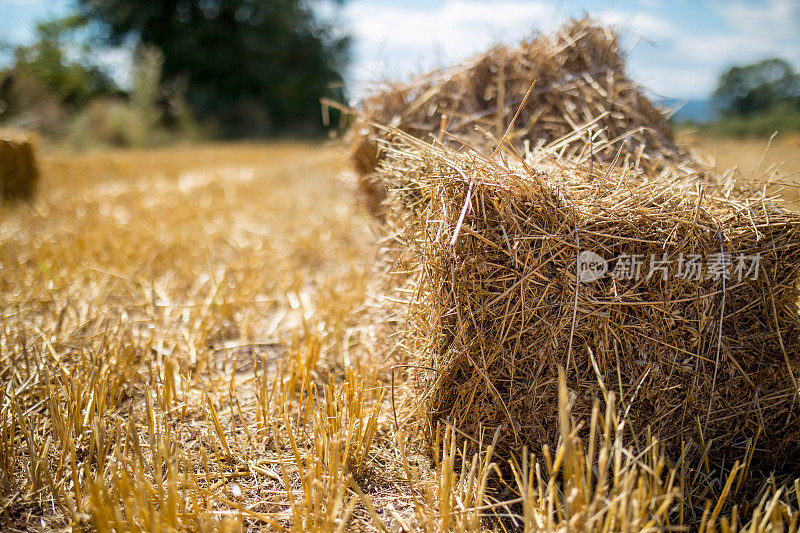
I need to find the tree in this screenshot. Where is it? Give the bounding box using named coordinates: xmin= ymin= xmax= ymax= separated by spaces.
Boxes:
xmin=713 ymin=58 xmax=800 ymax=116
xmin=2 ymin=15 xmax=118 ymax=110
xmin=0 ymin=15 xmax=120 ymax=135
xmin=77 ymin=0 xmax=349 ymax=137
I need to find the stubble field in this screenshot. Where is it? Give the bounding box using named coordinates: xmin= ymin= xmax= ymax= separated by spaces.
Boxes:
xmin=1 ymin=136 xmax=799 ymax=531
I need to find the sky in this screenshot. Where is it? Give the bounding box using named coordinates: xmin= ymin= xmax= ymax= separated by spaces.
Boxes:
xmin=1 ymin=0 xmax=799 ymax=102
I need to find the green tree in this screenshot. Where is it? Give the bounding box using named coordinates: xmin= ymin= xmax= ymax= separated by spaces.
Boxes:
xmin=77 ymin=0 xmax=349 ymax=137
xmin=713 ymin=58 xmax=800 ymax=116
xmin=0 ymin=15 xmax=120 ymax=135
xmin=5 ymin=15 xmax=119 ymax=109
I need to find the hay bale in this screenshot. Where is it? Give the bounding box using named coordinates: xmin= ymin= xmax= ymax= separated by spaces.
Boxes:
xmin=351 ymin=129 xmax=388 ymax=217
xmin=383 ymin=139 xmax=800 ymax=464
xmin=0 ymin=131 xmax=39 ymax=201
xmin=352 ymin=18 xmax=701 ymax=215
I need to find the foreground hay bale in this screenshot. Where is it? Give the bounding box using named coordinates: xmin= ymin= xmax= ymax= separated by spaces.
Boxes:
xmin=0 ymin=131 xmax=39 ymax=201
xmin=383 ymin=139 xmax=800 ymax=464
xmin=352 ymin=18 xmax=700 ymax=215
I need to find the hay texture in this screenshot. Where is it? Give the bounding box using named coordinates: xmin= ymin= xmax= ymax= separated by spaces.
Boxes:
xmin=0 ymin=131 xmax=39 ymax=201
xmin=382 ymin=139 xmax=800 ymax=464
xmin=351 ymin=18 xmax=699 ymax=215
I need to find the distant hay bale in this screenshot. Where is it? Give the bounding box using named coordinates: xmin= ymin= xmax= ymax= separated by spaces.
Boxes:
xmin=382 ymin=138 xmax=800 ymax=465
xmin=351 ymin=18 xmax=701 ymax=216
xmin=0 ymin=131 xmax=39 ymax=201
xmin=351 ymin=133 xmax=386 ymax=217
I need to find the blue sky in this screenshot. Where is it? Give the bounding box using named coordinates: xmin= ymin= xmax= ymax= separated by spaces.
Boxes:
xmin=2 ymin=0 xmax=799 ymax=101
xmin=0 ymin=0 xmax=70 ymax=44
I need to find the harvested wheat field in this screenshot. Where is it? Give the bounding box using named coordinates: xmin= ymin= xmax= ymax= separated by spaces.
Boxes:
xmin=1 ymin=139 xmax=800 ymax=532
xmin=679 ymin=131 xmax=800 ymax=208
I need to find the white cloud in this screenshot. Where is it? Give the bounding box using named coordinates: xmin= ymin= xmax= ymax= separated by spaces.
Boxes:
xmin=716 ymin=0 xmax=799 ymax=42
xmin=597 ymin=10 xmax=675 ymax=40
xmin=630 ymin=64 xmax=719 ymax=99
xmin=343 ymin=0 xmax=800 ymax=100
xmin=673 ymin=33 xmax=797 ymax=67
xmin=345 ymin=0 xmax=563 ymax=92
xmin=343 ymin=0 xmax=690 ymax=99
xmin=652 ymin=0 xmax=800 ymax=95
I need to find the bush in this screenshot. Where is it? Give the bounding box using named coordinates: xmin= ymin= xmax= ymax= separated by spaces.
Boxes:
xmin=1 ymin=73 xmax=68 ymax=137
xmin=699 ymin=105 xmax=800 ymax=137
xmin=67 ymin=45 xmax=199 ymax=148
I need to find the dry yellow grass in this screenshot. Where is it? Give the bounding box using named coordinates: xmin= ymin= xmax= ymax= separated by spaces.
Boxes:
xmin=1 ymin=141 xmax=799 ymax=531
xmin=678 ymin=131 xmax=800 ymax=207
xmin=0 ymin=142 xmax=398 ymax=530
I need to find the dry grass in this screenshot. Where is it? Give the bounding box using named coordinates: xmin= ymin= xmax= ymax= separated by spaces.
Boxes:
xmin=1 ymin=141 xmax=799 ymax=531
xmin=678 ymin=131 xmax=800 ymax=208
xmin=0 ymin=142 xmax=402 ymax=530
xmin=378 ymin=131 xmax=800 ymax=464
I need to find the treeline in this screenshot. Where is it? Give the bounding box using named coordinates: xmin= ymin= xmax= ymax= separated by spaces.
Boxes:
xmin=706 ymin=58 xmax=800 ymax=137
xmin=0 ymin=0 xmax=349 ymax=146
